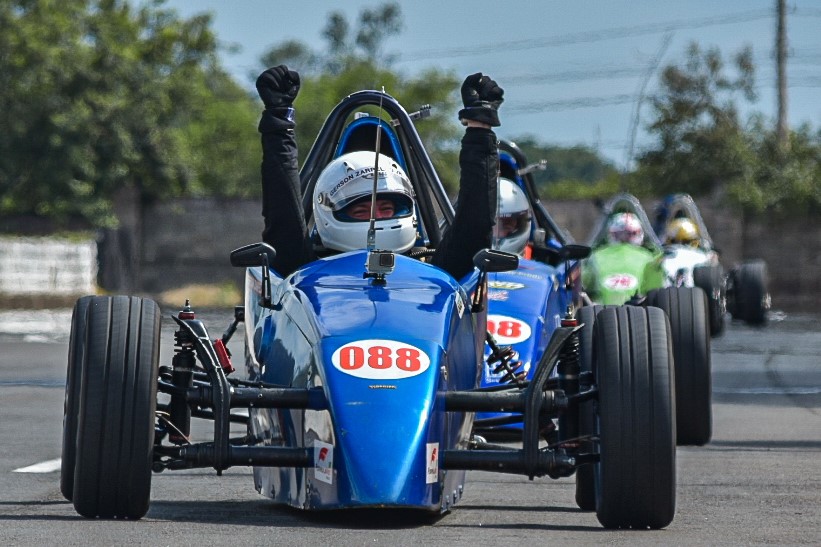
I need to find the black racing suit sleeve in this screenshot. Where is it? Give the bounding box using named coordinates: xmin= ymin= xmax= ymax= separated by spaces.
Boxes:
xmin=259 ymin=122 xmax=316 ymax=277
xmin=431 ymin=127 xmax=498 ymax=279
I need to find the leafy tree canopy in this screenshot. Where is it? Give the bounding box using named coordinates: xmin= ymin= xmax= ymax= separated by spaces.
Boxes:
xmin=506 ymin=135 xmax=619 ymax=189
xmin=258 ymin=3 xmax=462 ymax=191
xmin=635 ymin=42 xmax=756 ymax=197
xmin=0 ymin=0 xmax=260 ymax=228
xmin=634 ymin=41 xmax=821 ymax=216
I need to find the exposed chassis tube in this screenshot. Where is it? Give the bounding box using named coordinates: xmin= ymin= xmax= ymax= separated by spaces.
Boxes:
xmin=156 ymin=324 xmax=586 ymax=480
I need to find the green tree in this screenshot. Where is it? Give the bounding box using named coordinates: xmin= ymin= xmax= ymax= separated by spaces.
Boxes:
xmin=0 ymin=0 xmax=259 ymax=228
xmin=257 ymin=3 xmax=461 ymax=192
xmin=636 ymin=41 xmax=821 ymax=216
xmin=725 ymin=118 xmax=821 ymax=216
xmin=636 ymin=42 xmax=756 ymax=196
xmin=508 ymin=136 xmax=618 ymax=186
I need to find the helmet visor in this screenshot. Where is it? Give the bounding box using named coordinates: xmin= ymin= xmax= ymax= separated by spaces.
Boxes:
xmin=334 ymin=194 xmax=414 ymax=222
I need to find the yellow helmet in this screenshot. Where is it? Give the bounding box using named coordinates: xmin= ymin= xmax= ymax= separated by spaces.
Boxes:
xmin=665 ymin=218 xmax=699 ymax=246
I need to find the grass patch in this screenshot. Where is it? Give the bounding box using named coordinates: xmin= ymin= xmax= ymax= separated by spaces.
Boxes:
xmin=158 ymin=282 xmax=242 ymax=309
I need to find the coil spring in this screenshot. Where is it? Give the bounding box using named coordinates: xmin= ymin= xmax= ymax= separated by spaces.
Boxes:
xmin=558 ymin=330 xmax=580 ymax=374
xmin=486 ymin=333 xmax=527 ymax=387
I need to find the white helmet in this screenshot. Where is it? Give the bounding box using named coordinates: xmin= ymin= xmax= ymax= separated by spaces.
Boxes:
xmin=608 ymin=212 xmax=644 ymax=245
xmin=313 ymin=151 xmax=417 ymax=253
xmin=493 ymin=178 xmax=531 ymax=256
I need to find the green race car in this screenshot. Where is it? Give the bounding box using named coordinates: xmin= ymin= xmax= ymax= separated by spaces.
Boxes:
xmin=581 ymin=193 xmax=713 ymax=447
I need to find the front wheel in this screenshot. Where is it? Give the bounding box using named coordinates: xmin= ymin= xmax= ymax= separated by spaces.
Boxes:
xmin=594 ymin=306 xmax=676 ymax=529
xmin=693 ymin=265 xmax=726 ymax=337
xmin=72 ymin=296 xmax=161 ymax=520
xmin=733 ymin=261 xmax=770 ymax=326
xmin=574 ymin=305 xmax=604 ymax=511
xmin=60 ymin=296 xmax=94 ymax=501
xmin=646 ymin=287 xmax=712 ymax=446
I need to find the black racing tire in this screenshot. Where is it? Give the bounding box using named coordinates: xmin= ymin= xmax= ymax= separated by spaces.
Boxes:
xmin=574 ymin=305 xmax=604 ymax=511
xmin=693 ymin=264 xmax=725 ymax=337
xmin=646 ymin=287 xmax=712 ymax=446
xmin=60 ymin=296 xmax=94 ymax=501
xmin=736 ymin=261 xmax=770 ymax=326
xmin=594 ymin=306 xmax=676 ymax=529
xmin=72 ymin=296 xmax=161 ymax=520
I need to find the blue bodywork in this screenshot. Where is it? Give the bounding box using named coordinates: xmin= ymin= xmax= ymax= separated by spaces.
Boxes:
xmin=482 ymin=259 xmax=571 ymax=384
xmin=477 ymin=143 xmax=581 ymax=429
xmin=240 ymin=103 xmax=484 ymax=511
xmin=243 ymin=252 xmax=482 ymax=511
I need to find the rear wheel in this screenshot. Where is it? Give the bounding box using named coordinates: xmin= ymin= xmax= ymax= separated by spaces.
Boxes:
xmin=693 ymin=265 xmax=725 ymax=337
xmin=60 ymin=296 xmax=94 ymax=501
xmin=735 ymin=261 xmax=770 ymax=325
xmin=574 ymin=305 xmax=604 ymax=511
xmin=646 ymin=287 xmax=712 ymax=446
xmin=594 ymin=306 xmax=676 ymax=529
xmin=72 ymin=296 xmax=161 ymax=520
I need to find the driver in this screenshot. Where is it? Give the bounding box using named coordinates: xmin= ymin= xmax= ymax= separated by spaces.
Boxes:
xmin=664 ymin=217 xmax=700 ymax=247
xmin=255 ymin=65 xmax=505 ymax=280
xmin=493 ymin=177 xmax=532 ymax=256
xmin=607 ymin=212 xmax=644 ymax=246
xmin=312 ymin=150 xmax=417 ymax=254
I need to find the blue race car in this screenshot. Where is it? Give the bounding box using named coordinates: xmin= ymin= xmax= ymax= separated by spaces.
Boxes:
xmin=60 ymin=91 xmax=676 ymax=529
xmin=476 ymin=140 xmax=586 ymax=432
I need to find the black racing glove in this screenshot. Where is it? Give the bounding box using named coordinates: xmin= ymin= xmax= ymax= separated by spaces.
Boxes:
xmin=256 ymin=65 xmax=300 ymax=132
xmin=458 ymin=72 xmax=504 ymax=127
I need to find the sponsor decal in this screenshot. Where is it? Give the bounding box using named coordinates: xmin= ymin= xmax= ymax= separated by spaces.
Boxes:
xmin=511 ymin=271 xmax=542 ymax=280
xmin=488 ymin=280 xmax=525 ymax=290
xmin=328 ymin=166 xmax=385 ymax=197
xmin=487 ymin=314 xmax=532 ymax=345
xmin=487 ymin=290 xmax=509 ymax=302
xmin=455 ymin=291 xmax=465 ymax=318
xmin=332 ymin=340 xmax=431 ymax=379
xmin=314 ymin=440 xmax=334 ymax=485
xmin=603 ymin=273 xmax=638 ymax=291
xmin=426 ymin=443 xmax=439 ymax=484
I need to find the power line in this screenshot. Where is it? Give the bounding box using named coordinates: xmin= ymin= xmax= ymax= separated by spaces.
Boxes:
xmin=506 ymin=94 xmax=636 ymax=113
xmin=502 ymin=67 xmax=647 ymax=85
xmin=503 ymin=79 xmax=821 ymax=116
xmin=398 ymin=9 xmax=775 ymax=62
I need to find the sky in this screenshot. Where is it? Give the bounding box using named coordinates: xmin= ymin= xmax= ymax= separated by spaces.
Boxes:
xmin=156 ymin=0 xmax=820 ymax=167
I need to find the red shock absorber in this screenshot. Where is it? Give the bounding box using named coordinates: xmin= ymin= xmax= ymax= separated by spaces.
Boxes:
xmin=212 ymin=338 xmax=235 ymax=374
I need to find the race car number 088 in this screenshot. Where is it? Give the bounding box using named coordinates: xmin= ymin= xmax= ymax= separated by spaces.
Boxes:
xmin=332 ymin=340 xmax=431 ymax=379
xmin=487 ymin=314 xmax=532 ymax=345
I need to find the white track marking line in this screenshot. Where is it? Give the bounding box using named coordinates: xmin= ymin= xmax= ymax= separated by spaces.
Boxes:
xmin=13 ymin=458 xmax=62 ymax=473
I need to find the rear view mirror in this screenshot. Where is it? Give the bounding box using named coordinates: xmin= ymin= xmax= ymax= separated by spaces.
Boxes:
xmin=473 ymin=248 xmax=519 ymax=273
xmin=560 ymin=244 xmax=591 ymax=260
xmin=230 ymin=243 xmax=277 ymax=309
xmin=230 ymin=243 xmax=276 ymax=267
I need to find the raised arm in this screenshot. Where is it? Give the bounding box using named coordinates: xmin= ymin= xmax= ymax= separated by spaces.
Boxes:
xmin=432 ymin=73 xmax=504 ymax=279
xmin=256 ymin=65 xmax=315 ymax=276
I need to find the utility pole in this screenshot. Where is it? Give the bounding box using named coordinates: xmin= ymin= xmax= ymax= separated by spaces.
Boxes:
xmin=776 ymin=0 xmax=788 ymax=151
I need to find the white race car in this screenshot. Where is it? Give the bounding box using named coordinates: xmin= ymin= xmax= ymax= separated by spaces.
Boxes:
xmin=654 ymin=194 xmax=771 ymax=336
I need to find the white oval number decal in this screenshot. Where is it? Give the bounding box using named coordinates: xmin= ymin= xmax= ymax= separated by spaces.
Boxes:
xmin=603 ymin=273 xmax=638 ymax=290
xmin=331 ymin=340 xmax=431 ymax=379
xmin=487 ymin=315 xmax=532 ymax=345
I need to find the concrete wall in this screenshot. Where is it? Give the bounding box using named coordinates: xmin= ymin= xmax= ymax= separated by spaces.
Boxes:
xmin=139 ymin=198 xmax=264 ymax=294
xmin=532 ymin=198 xmax=812 ymax=312
xmin=133 ymin=196 xmax=815 ymax=312
xmin=0 ymin=236 xmax=97 ymax=307
xmin=1 ymin=196 xmax=814 ymax=312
